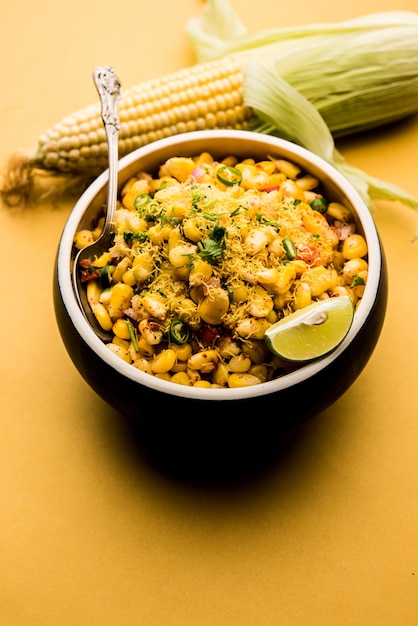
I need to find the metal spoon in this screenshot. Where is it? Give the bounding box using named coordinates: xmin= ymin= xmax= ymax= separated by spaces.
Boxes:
xmin=72 ymin=66 xmax=121 ymax=341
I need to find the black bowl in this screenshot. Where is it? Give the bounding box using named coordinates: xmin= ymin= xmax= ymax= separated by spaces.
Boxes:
xmin=54 ymin=130 xmax=387 ymax=451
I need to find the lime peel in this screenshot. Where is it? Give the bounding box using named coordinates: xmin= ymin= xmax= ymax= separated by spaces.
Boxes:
xmin=264 ymin=296 xmax=354 ymax=362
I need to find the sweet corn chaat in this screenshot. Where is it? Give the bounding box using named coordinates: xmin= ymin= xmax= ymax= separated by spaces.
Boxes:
xmin=73 ymin=151 xmax=368 ymax=388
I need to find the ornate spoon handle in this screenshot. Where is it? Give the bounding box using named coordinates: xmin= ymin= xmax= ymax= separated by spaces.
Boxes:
xmin=93 ymin=65 xmax=121 ymax=131
xmin=93 ymin=66 xmax=121 ymax=237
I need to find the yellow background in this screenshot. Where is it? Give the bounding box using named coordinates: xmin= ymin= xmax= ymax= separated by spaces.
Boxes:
xmin=1 ymin=0 xmax=418 ymax=624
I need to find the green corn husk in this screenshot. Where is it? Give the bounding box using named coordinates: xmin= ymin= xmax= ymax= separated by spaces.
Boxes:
xmin=188 ymin=1 xmax=418 ymax=139
xmin=187 ymin=0 xmax=418 ymax=237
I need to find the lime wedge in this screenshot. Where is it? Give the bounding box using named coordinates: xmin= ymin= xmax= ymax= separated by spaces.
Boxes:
xmin=264 ymin=296 xmax=354 ymax=362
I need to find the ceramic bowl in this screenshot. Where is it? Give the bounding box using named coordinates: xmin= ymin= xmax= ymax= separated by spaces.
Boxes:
xmin=54 ymin=130 xmax=387 ymax=443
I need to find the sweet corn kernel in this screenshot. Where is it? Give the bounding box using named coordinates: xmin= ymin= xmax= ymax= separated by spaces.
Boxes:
xmin=86 ymin=280 xmax=102 ymax=307
xmin=188 ymin=349 xmax=219 ymax=372
xmin=342 ymin=234 xmax=368 ymax=259
xmin=198 ymin=289 xmax=230 ymax=325
xmin=109 ymin=283 xmax=134 ymax=319
xmin=151 ymin=349 xmax=177 ymax=374
xmin=235 ymin=317 xmax=271 ymax=340
xmin=73 ymin=229 xmax=94 ymax=250
xmin=170 ymin=371 xmax=191 ymax=386
xmin=171 ymin=343 xmax=193 ymax=361
xmin=168 ymin=243 xmax=197 ymax=267
xmin=193 ymin=380 xmax=212 ymax=388
xmin=228 ymin=373 xmax=261 ymax=388
xmin=342 ymin=258 xmax=369 ymax=284
xmin=228 ymin=354 xmax=252 ymax=373
xmin=91 ymin=303 xmax=112 ymax=331
xmin=112 ymin=318 xmax=131 ymax=340
xmin=248 ymin=364 xmax=269 ymax=383
xmin=106 ymin=342 xmax=131 ymax=363
xmin=211 ymin=362 xmax=230 ymax=386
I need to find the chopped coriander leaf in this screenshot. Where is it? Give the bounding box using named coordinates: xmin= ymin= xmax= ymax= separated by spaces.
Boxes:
xmin=197 ymin=222 xmax=227 ymax=265
xmin=210 ymin=223 xmax=228 ymax=243
xmin=197 ymin=238 xmax=225 ymax=265
xmin=350 ymin=274 xmax=365 ymax=288
xmin=123 ymin=229 xmax=134 ymax=244
xmin=134 ymin=195 xmax=161 ymax=221
xmin=255 ymin=213 xmax=280 ymax=229
xmin=123 ymin=230 xmax=148 ymax=244
xmin=99 ymin=263 xmax=111 ymax=288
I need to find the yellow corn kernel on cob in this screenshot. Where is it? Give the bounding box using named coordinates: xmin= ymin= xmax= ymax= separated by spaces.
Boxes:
xmin=38 ymin=57 xmax=254 ymax=175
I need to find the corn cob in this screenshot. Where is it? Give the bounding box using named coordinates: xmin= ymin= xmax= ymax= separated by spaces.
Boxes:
xmin=37 ymin=57 xmax=254 ymax=176
xmin=0 ymin=56 xmax=257 ymax=206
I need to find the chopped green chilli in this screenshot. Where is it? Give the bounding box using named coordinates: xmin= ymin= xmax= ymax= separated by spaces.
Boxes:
xmin=169 ymin=320 xmax=191 ymax=345
xmin=310 ymin=197 xmax=329 ymax=214
xmin=216 ymin=165 xmax=242 ymax=186
xmin=282 ymin=238 xmax=297 ymax=260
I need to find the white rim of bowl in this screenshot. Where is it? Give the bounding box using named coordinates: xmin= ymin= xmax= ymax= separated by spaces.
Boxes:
xmin=57 ymin=130 xmax=383 ymax=401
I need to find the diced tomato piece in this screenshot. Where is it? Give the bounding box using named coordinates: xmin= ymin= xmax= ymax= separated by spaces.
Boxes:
xmin=297 ymin=243 xmax=320 ymax=266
